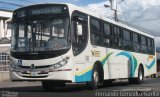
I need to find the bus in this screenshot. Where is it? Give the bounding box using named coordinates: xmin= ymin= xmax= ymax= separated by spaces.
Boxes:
xmin=10 ymin=3 xmax=156 ymax=90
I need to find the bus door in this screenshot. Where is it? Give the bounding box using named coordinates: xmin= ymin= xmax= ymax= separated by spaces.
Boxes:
xmin=72 ymin=11 xmax=89 ymax=82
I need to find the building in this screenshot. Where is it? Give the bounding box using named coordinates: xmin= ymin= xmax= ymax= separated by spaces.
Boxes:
xmin=0 ymin=9 xmax=12 ymax=71
xmin=156 ymin=49 xmax=160 ymax=77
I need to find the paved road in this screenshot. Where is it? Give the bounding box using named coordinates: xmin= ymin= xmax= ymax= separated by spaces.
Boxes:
xmin=0 ymin=78 xmax=160 ymax=97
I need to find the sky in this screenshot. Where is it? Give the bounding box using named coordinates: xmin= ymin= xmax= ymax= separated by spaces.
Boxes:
xmin=0 ymin=0 xmax=105 ymax=8
xmin=0 ymin=0 xmax=160 ymax=47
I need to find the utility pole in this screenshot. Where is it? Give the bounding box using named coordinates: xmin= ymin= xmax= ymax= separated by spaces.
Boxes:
xmin=104 ymin=0 xmax=124 ymax=21
xmin=115 ymin=8 xmax=117 ymax=21
xmin=110 ymin=0 xmax=117 ymax=21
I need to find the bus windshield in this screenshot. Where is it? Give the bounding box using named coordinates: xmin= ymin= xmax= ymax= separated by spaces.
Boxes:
xmin=11 ymin=17 xmax=70 ymax=52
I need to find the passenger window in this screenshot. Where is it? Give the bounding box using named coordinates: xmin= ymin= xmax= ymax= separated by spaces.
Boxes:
xmin=112 ymin=27 xmax=120 ymax=48
xmin=122 ymin=30 xmax=131 ymax=50
xmin=104 ymin=23 xmax=110 ymax=35
xmin=140 ymin=36 xmax=147 ymax=53
xmin=132 ymin=33 xmax=140 ymax=52
xmin=91 ymin=19 xmax=100 ymax=32
xmin=123 ymin=30 xmax=130 ymax=40
xmin=113 ymin=27 xmax=117 ymax=36
xmin=141 ymin=36 xmax=146 ymax=45
xmin=90 ymin=17 xmax=102 ymax=46
xmin=148 ymin=38 xmax=152 ymax=54
xmin=151 ymin=39 xmax=155 ymax=54
xmin=103 ymin=23 xmax=112 ymax=47
xmin=133 ymin=33 xmax=138 ymax=43
xmin=113 ymin=27 xmax=120 ymax=37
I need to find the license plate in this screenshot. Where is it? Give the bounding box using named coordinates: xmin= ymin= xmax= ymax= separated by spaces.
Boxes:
xmin=30 ymin=72 xmax=38 ymax=76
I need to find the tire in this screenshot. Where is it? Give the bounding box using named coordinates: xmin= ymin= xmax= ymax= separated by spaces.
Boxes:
xmin=136 ymin=66 xmax=144 ymax=84
xmin=129 ymin=66 xmax=144 ymax=84
xmin=42 ymin=81 xmax=55 ymax=91
xmin=86 ymin=67 xmax=100 ymax=90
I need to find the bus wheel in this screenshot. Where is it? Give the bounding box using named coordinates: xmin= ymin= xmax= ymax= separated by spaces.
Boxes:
xmin=136 ymin=66 xmax=144 ymax=84
xmin=129 ymin=66 xmax=144 ymax=84
xmin=42 ymin=81 xmax=55 ymax=91
xmin=86 ymin=67 xmax=100 ymax=90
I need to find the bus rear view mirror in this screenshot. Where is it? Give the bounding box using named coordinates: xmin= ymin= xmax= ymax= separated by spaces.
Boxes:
xmin=77 ymin=23 xmax=82 ymax=36
xmin=4 ymin=19 xmax=12 ymax=40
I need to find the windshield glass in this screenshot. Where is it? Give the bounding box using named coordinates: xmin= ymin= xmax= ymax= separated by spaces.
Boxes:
xmin=11 ymin=18 xmax=70 ymax=52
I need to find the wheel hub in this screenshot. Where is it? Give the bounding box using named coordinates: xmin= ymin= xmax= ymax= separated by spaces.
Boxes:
xmin=139 ymin=70 xmax=143 ymax=81
xmin=93 ymin=71 xmax=99 ymax=85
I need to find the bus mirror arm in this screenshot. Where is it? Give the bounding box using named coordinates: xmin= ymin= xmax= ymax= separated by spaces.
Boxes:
xmin=4 ymin=19 xmax=12 ymax=40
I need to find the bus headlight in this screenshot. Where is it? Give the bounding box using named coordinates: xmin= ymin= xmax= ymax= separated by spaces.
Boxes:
xmin=11 ymin=64 xmax=20 ymax=70
xmin=50 ymin=57 xmax=70 ymax=70
xmin=10 ymin=59 xmax=20 ymax=70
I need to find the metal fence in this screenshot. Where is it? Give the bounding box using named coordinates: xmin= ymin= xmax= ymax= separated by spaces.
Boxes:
xmin=0 ymin=52 xmax=10 ymax=72
xmin=0 ymin=60 xmax=9 ymax=72
xmin=0 ymin=64 xmax=9 ymax=72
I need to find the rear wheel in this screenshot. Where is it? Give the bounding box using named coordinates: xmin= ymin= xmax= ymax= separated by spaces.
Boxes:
xmin=42 ymin=81 xmax=55 ymax=91
xmin=129 ymin=66 xmax=144 ymax=84
xmin=136 ymin=66 xmax=144 ymax=84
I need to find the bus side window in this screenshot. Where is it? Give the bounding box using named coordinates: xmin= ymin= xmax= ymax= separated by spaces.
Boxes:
xmin=103 ymin=23 xmax=112 ymax=47
xmin=132 ymin=33 xmax=140 ymax=52
xmin=140 ymin=36 xmax=148 ymax=53
xmin=112 ymin=26 xmax=122 ymax=48
xmin=147 ymin=38 xmax=152 ymax=54
xmin=122 ymin=30 xmax=131 ymax=50
xmin=151 ymin=39 xmax=155 ymax=55
xmin=90 ymin=17 xmax=102 ymax=46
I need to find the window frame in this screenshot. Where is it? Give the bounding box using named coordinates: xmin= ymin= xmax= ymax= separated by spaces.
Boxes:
xmin=71 ymin=10 xmax=89 ymax=56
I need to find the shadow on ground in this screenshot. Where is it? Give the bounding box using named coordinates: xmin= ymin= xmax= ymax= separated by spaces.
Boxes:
xmin=0 ymin=80 xmax=141 ymax=92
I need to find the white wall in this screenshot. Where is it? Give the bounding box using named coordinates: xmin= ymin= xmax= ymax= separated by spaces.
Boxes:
xmin=0 ymin=10 xmax=13 ymax=40
xmin=0 ymin=10 xmax=12 ymax=18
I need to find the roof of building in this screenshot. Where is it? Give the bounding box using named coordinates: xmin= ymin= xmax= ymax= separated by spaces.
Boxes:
xmin=0 ymin=9 xmax=13 ymax=18
xmin=0 ymin=46 xmax=10 ymax=53
xmin=0 ymin=38 xmax=11 ymax=44
xmin=0 ymin=9 xmax=13 ymax=12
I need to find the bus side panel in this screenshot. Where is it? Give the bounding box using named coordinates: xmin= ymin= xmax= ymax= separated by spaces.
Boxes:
xmin=129 ymin=53 xmax=156 ymax=78
xmin=74 ymin=46 xmax=107 ymax=82
xmin=143 ymin=54 xmax=156 ymax=77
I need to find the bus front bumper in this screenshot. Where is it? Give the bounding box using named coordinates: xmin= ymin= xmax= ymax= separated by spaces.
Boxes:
xmin=10 ymin=69 xmax=73 ymax=82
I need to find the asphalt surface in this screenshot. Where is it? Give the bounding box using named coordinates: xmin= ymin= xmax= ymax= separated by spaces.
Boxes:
xmin=0 ymin=78 xmax=160 ymax=97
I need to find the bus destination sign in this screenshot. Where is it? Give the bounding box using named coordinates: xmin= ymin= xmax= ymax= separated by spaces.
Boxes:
xmin=31 ymin=7 xmax=63 ymax=15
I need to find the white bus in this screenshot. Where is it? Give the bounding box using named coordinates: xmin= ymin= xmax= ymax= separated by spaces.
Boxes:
xmin=10 ymin=3 xmax=156 ymax=90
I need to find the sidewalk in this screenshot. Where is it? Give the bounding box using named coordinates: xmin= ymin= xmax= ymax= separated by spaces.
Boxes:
xmin=0 ymin=81 xmax=41 ymax=88
xmin=0 ymin=71 xmax=10 ymax=82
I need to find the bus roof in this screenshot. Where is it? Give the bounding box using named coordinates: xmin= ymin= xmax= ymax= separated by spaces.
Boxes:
xmin=14 ymin=3 xmax=155 ymax=39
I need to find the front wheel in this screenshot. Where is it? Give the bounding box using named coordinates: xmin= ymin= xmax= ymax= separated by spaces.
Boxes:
xmin=86 ymin=68 xmax=100 ymax=90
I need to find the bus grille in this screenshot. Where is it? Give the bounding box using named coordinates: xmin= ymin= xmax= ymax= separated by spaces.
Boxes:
xmin=19 ymin=65 xmax=51 ymax=69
